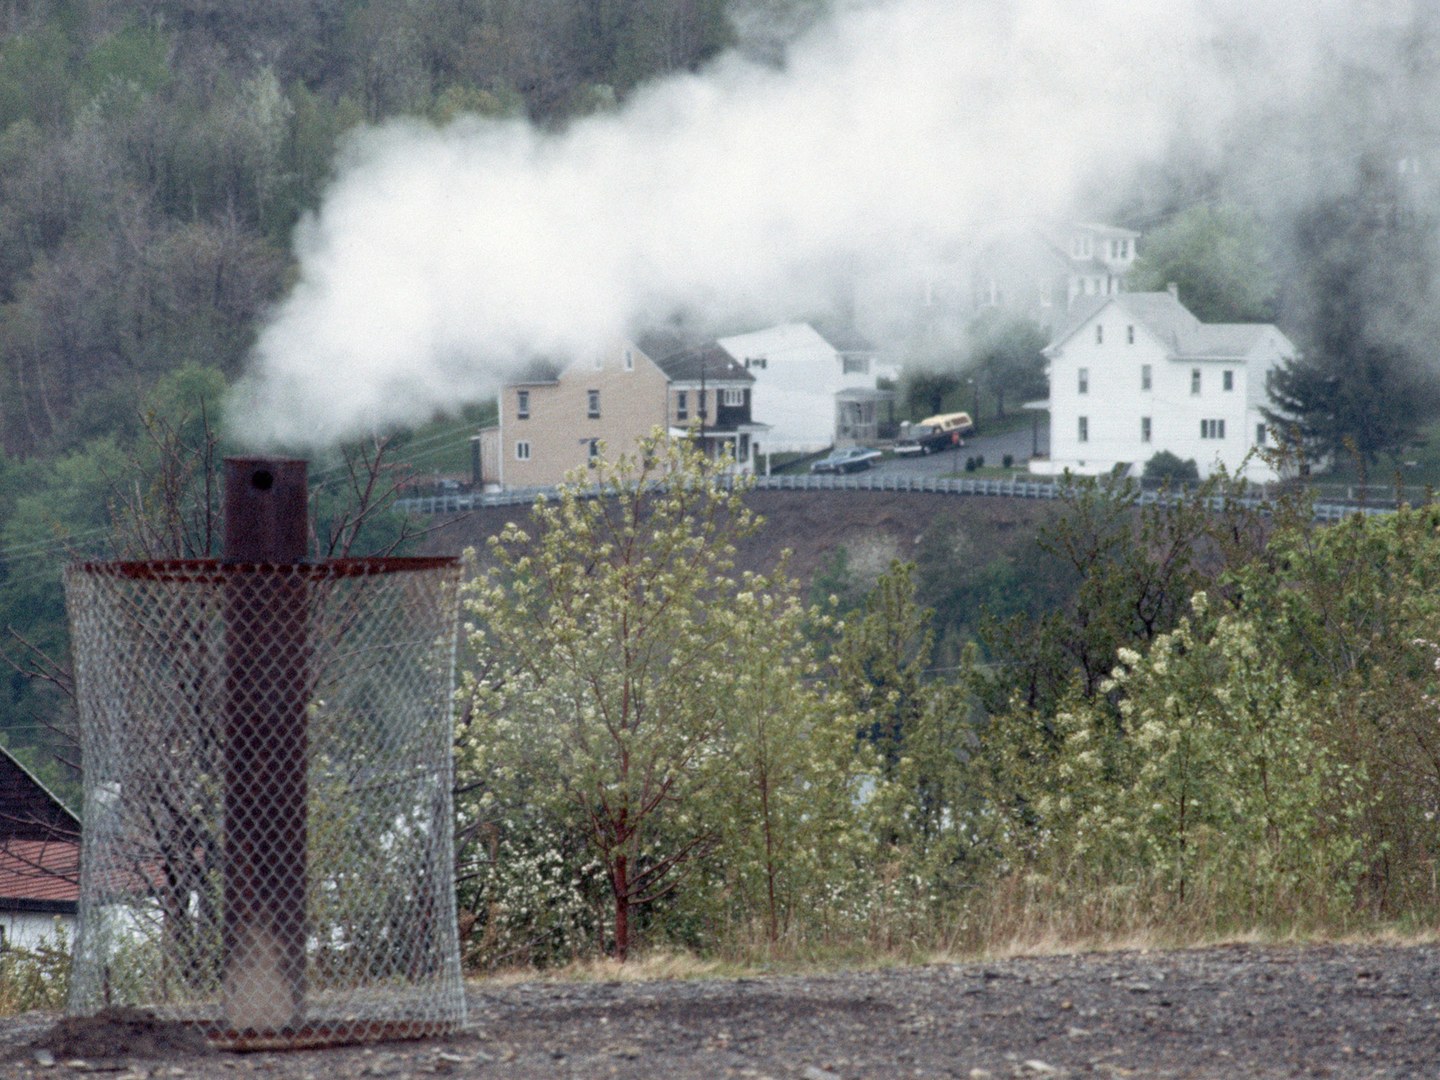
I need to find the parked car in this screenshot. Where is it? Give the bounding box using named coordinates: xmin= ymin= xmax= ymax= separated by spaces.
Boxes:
xmin=810 ymin=446 xmax=883 ymax=474
xmin=893 ymin=411 xmax=974 ymax=455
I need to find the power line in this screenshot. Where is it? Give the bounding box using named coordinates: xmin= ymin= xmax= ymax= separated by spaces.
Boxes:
xmin=0 ymin=418 xmax=489 ymax=588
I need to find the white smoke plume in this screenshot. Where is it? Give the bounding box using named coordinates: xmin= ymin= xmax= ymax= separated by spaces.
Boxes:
xmin=233 ymin=0 xmax=1420 ymax=449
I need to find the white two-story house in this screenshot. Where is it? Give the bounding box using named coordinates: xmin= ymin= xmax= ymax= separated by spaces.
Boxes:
xmin=1031 ymin=289 xmax=1297 ymax=482
xmin=715 ymin=322 xmax=899 ymax=454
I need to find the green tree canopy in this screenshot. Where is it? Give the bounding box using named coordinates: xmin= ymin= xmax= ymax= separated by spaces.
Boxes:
xmin=903 ymin=370 xmax=961 ymax=418
xmin=1129 ymin=204 xmax=1278 ymax=322
xmin=964 ymin=311 xmax=1047 ymax=418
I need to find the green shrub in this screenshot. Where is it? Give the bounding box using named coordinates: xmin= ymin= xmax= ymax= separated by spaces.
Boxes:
xmin=1142 ymin=451 xmax=1199 ymax=484
xmin=0 ymin=921 xmax=71 ymax=1014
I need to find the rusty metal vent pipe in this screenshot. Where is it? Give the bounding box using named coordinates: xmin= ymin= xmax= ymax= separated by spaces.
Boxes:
xmin=64 ymin=458 xmax=466 ymax=1049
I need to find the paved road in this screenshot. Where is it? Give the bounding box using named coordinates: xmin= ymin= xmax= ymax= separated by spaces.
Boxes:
xmin=866 ymin=419 xmax=1047 ymax=477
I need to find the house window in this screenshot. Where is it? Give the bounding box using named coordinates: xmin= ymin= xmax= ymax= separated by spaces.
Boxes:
xmin=516 ymin=389 xmax=530 ymax=419
xmin=676 ymin=390 xmax=688 ymax=421
xmin=587 ymin=439 xmax=600 ymax=464
xmin=624 ymin=349 xmax=634 ymax=371
xmin=1256 ymin=422 xmax=1267 ymax=446
xmin=722 ymin=388 xmax=744 ymax=407
xmin=842 ymin=356 xmax=870 ymax=375
xmin=1127 ymin=325 xmax=1135 ymax=345
xmin=1201 ymin=419 xmax=1226 ymax=439
xmin=1191 ymin=368 xmax=1201 ymax=395
xmin=1141 ymin=416 xmax=1152 ymax=443
xmin=1141 ymin=364 xmax=1152 ymax=391
xmin=1223 ymin=369 xmax=1234 ymax=391
xmin=1095 ymin=324 xmax=1104 ymax=345
xmin=1120 ymin=239 xmax=1129 ymax=258
xmin=739 ymin=434 xmax=750 ymax=459
xmin=1078 ymin=416 xmax=1089 ymax=443
xmin=745 ymin=356 xmax=767 ymax=370
xmin=1078 ymin=367 xmax=1089 ymax=394
xmin=587 ymin=390 xmax=600 ymax=419
xmin=516 ymin=441 xmax=531 ymax=461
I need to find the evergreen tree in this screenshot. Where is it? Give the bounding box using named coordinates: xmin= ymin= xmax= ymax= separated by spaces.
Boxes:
xmin=1265 ymin=163 xmax=1440 ymax=479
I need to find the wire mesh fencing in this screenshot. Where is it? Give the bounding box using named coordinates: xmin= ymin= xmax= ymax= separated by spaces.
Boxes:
xmin=63 ymin=557 xmax=466 ymax=1049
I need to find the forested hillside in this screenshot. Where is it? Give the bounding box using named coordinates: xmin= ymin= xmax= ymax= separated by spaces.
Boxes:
xmin=0 ymin=0 xmax=773 ymax=458
xmin=0 ymin=0 xmax=813 ymax=788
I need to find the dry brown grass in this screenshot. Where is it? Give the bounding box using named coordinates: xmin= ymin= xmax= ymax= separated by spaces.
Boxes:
xmin=463 ymin=875 xmax=1440 ymax=987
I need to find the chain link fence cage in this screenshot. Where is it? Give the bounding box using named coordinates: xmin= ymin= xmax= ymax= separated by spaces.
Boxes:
xmin=63 ymin=556 xmax=466 ymax=1049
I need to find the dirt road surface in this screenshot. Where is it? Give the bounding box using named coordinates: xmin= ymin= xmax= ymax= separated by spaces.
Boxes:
xmin=4 ymin=942 xmax=1438 ymax=1078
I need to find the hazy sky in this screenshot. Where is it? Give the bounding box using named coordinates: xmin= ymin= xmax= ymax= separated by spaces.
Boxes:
xmin=233 ymin=0 xmax=1426 ymax=449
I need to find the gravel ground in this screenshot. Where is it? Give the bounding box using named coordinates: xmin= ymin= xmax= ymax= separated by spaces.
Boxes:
xmin=3 ymin=942 xmax=1438 ymax=1079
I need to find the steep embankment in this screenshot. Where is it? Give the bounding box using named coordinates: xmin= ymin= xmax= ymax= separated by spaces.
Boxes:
xmin=421 ymin=489 xmax=1056 ymax=588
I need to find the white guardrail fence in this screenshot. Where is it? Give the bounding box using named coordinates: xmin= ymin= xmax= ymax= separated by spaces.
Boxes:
xmin=396 ymin=473 xmax=1393 ymax=523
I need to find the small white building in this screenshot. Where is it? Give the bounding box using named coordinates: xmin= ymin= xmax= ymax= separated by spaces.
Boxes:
xmin=716 ymin=323 xmax=899 ymax=454
xmin=0 ymin=747 xmax=79 ymax=952
xmin=0 ymin=839 xmax=78 ymax=950
xmin=1031 ymin=290 xmax=1297 ymax=482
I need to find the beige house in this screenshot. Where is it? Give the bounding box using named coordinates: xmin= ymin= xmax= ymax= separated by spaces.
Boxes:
xmin=479 ymin=332 xmax=767 ymax=489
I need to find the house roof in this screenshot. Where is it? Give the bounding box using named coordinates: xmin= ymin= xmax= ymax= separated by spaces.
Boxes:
xmin=508 ymin=358 xmax=563 ymax=385
xmin=810 ymin=321 xmax=878 ymax=354
xmin=1185 ymin=324 xmax=1273 ymax=358
xmin=634 ymin=326 xmax=711 ymax=364
xmin=835 ymin=387 xmax=896 ymax=402
xmin=638 ymin=329 xmax=753 ymax=385
xmin=656 ymin=344 xmax=752 ymax=384
xmin=0 ymin=745 xmax=79 ymax=844
xmin=716 ymin=322 xmax=829 ymax=363
xmin=0 ymin=838 xmax=78 ymax=908
xmin=1073 ymin=222 xmax=1141 ymax=240
xmin=1068 ymin=257 xmax=1120 ymax=275
xmin=1048 ymin=292 xmax=1286 ymax=361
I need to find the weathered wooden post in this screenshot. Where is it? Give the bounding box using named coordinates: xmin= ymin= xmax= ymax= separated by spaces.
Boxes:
xmin=221 ymin=458 xmax=310 ymax=1032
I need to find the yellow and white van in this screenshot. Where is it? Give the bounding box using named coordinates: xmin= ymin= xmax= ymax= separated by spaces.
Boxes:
xmin=894 ymin=412 xmax=974 ymax=455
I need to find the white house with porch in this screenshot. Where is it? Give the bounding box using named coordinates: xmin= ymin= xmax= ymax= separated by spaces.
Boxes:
xmin=716 ymin=323 xmax=899 ymax=454
xmin=1031 ymin=290 xmax=1297 ymax=482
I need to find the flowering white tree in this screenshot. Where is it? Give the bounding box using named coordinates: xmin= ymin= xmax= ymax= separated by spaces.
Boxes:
xmin=1023 ymin=595 xmax=1366 ymax=917
xmin=458 ymin=432 xmax=814 ymax=960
